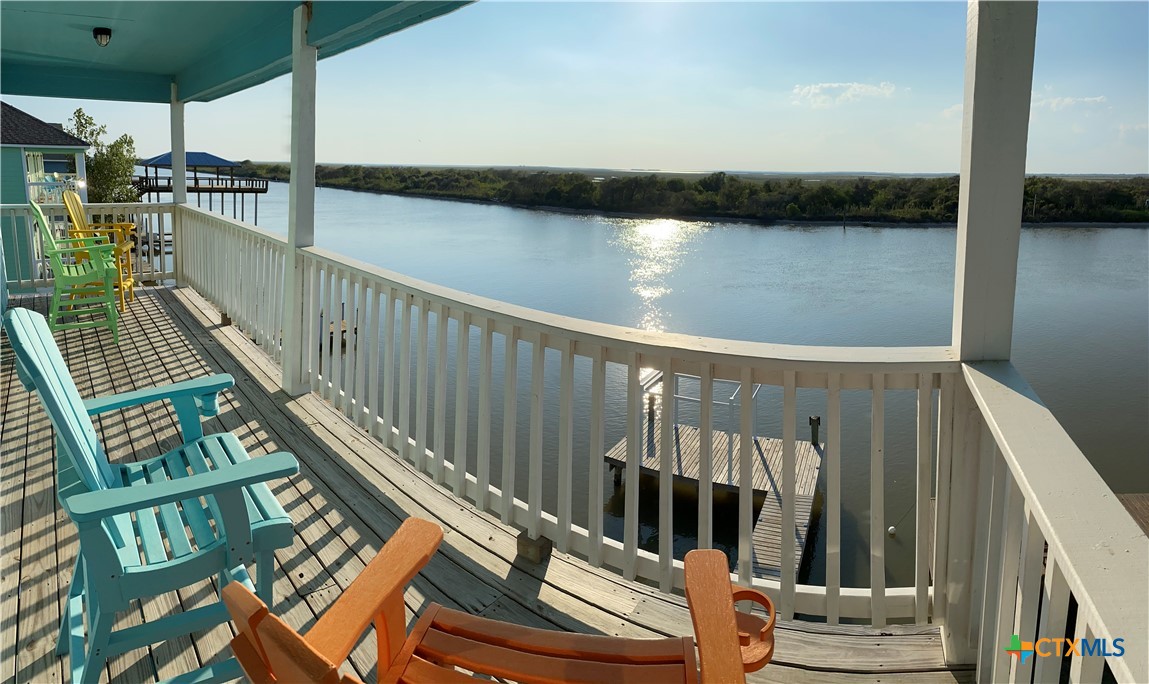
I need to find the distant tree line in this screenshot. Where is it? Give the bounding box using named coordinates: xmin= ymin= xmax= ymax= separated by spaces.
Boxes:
xmin=235 ymin=162 xmax=1149 ymax=224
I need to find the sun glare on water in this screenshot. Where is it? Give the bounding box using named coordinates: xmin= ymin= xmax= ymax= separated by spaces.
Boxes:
xmin=611 ymin=218 xmax=704 ymax=332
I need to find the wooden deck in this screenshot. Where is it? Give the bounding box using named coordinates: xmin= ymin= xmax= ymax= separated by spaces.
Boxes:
xmin=0 ymin=286 xmax=972 ymax=683
xmin=1117 ymin=493 xmax=1149 ymax=536
xmin=604 ymin=417 xmax=821 ymax=579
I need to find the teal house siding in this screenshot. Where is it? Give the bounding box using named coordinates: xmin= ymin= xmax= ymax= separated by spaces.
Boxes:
xmin=1 ymin=146 xmax=31 ymax=292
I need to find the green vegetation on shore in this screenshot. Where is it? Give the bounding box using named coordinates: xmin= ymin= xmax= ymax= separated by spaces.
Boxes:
xmin=235 ymin=162 xmax=1149 ymax=224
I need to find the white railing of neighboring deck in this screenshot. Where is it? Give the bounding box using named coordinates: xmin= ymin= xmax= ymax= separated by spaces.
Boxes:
xmin=0 ymin=202 xmax=176 ymax=290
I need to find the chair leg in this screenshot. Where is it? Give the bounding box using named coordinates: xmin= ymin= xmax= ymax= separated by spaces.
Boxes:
xmin=49 ymin=288 xmax=63 ymax=330
xmin=256 ymin=552 xmax=276 ymax=607
xmin=77 ymin=598 xmax=114 ymax=684
xmin=56 ymin=556 xmax=83 ymax=655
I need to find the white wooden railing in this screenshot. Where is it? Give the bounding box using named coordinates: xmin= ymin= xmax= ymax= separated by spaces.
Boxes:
xmin=178 ymin=208 xmax=286 ymax=362
xmin=169 ymin=206 xmax=1148 ymax=676
xmin=290 ymin=241 xmax=963 ymax=625
xmin=0 ymin=202 xmax=176 ymax=290
xmin=940 ymin=362 xmax=1147 ymax=682
xmin=175 ymin=206 xmax=961 ymax=622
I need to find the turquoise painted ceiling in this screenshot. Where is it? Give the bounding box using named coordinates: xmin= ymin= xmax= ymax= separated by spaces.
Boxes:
xmin=0 ymin=1 xmax=469 ymax=103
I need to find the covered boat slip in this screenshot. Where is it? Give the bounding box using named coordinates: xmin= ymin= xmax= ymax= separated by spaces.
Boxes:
xmin=0 ymin=286 xmax=971 ymax=683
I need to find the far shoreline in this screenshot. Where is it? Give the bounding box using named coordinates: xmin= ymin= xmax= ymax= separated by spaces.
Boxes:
xmin=306 ymin=180 xmax=1149 ymax=230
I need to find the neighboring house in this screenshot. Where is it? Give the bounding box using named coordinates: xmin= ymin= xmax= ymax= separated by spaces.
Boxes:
xmin=1 ymin=101 xmax=90 ymax=289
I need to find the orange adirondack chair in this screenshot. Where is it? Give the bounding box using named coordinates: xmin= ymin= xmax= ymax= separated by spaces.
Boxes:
xmin=62 ymin=190 xmax=136 ymax=311
xmin=223 ymin=518 xmax=776 ymax=684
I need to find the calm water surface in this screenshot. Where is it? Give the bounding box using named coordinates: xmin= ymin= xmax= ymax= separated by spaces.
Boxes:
xmin=232 ymin=182 xmax=1148 ymax=587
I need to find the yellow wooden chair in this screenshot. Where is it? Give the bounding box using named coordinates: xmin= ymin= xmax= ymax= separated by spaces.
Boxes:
xmin=63 ymin=190 xmax=136 ymax=311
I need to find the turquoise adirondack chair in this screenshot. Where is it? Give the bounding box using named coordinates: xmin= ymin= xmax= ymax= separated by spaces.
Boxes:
xmin=2 ymin=307 xmax=299 ymax=683
xmin=28 ymin=201 xmax=120 ymax=343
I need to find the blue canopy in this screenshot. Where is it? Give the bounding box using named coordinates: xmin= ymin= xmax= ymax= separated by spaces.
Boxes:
xmin=139 ymin=152 xmax=239 ymax=169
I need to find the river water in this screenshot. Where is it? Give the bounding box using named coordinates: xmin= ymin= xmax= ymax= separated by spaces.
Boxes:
xmin=209 ymin=181 xmax=1148 ymax=588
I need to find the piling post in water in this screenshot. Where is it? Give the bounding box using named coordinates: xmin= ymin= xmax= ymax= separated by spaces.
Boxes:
xmin=809 ymin=415 xmax=821 ymax=445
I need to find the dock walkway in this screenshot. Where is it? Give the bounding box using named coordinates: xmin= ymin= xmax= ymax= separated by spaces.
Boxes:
xmin=604 ymin=416 xmax=822 ymax=579
xmin=0 ymin=287 xmax=969 ymax=683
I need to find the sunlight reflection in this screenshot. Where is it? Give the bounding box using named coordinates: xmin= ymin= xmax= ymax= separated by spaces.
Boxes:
xmin=610 ymin=218 xmax=704 ymax=332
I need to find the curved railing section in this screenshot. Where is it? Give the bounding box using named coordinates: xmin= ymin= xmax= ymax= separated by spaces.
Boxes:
xmin=176 ymin=205 xmax=962 ymax=625
xmin=292 ymin=242 xmax=959 ymax=627
xmin=177 ymin=204 xmax=1149 ymax=669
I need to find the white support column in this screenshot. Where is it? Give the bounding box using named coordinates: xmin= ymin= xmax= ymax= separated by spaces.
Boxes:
xmin=281 ymin=1 xmax=317 ymax=395
xmin=170 ymin=84 xmax=187 ymax=205
xmin=170 ymin=82 xmax=187 ymax=284
xmin=941 ymin=0 xmax=1038 ymax=669
xmin=75 ymin=153 xmax=89 ymax=203
xmin=951 ymin=0 xmax=1038 ymax=362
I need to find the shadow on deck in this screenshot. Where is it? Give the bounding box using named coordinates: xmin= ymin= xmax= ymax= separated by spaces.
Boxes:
xmin=0 ymin=286 xmax=973 ymax=683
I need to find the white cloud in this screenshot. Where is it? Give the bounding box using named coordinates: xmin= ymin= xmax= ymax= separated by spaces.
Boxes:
xmin=791 ymin=81 xmax=896 ymax=108
xmin=1118 ymin=122 xmax=1148 ymax=136
xmin=941 ymin=103 xmax=962 ymax=119
xmin=1031 ymin=93 xmax=1107 ymax=111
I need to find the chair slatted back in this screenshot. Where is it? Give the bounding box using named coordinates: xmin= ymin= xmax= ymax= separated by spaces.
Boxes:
xmin=3 ymin=308 xmax=116 ymax=491
xmin=62 ymin=190 xmax=91 ymax=232
xmin=29 ymin=201 xmax=62 ymax=263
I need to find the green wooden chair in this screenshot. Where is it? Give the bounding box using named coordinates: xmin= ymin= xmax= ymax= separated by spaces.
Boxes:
xmin=28 ymin=201 xmax=119 ymax=343
xmin=2 ymin=307 xmax=299 ymax=684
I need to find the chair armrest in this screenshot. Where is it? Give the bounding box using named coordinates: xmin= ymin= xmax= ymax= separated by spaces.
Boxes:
xmin=64 ymin=452 xmax=298 ymax=523
xmin=61 ymin=234 xmax=111 ymax=246
xmin=51 ymin=244 xmax=116 ymax=256
xmin=85 ymin=374 xmax=234 ymax=441
xmin=88 ymin=222 xmax=135 ymax=230
xmin=305 ymin=518 xmax=444 ymax=665
xmin=685 ymin=549 xmax=748 ymax=684
xmin=85 ymin=374 xmax=234 ymax=416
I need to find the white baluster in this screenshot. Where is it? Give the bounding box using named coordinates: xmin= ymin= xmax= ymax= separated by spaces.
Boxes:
xmin=782 ymin=369 xmax=796 ymax=620
xmin=556 ymin=338 xmax=575 ymax=552
xmin=915 ymin=372 xmax=932 ymax=624
xmin=500 ymin=327 xmax=519 ymax=522
xmin=826 ymin=372 xmax=842 ymax=624
xmin=414 ymin=297 xmax=430 ymax=471
xmin=587 ymin=345 xmax=606 ymax=566
xmin=476 ymin=318 xmax=494 ymax=510
xmin=871 ymin=372 xmax=886 ymax=627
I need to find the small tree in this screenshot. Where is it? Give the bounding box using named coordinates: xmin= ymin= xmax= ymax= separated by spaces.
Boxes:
xmin=65 ymin=108 xmax=138 ymax=203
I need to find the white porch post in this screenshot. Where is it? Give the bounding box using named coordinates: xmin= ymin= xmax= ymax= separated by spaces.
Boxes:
xmin=171 ymin=82 xmax=187 ymax=285
xmin=281 ymin=1 xmax=317 ymax=395
xmin=940 ymin=0 xmax=1037 ymax=666
xmin=75 ymin=153 xmax=88 ymax=203
xmin=171 ymin=84 xmax=187 ymax=205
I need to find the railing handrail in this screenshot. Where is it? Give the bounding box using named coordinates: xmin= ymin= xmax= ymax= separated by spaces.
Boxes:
xmin=964 ymin=361 xmax=1148 ymax=682
xmin=180 ymin=204 xmax=283 ymax=243
xmin=301 ymin=243 xmax=958 ymax=381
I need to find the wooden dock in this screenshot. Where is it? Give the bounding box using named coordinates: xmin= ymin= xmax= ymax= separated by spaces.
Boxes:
xmin=604 ymin=416 xmax=823 ymax=579
xmin=1117 ymin=493 xmax=1149 ymax=535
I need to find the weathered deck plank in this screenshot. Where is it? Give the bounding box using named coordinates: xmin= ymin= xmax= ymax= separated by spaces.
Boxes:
xmin=0 ymin=287 xmax=969 ymax=682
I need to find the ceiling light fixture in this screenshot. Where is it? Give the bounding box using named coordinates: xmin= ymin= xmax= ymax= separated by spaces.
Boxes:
xmin=93 ymin=27 xmax=111 ymax=48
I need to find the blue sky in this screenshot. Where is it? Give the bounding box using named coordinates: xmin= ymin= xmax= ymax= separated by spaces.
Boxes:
xmin=6 ymin=1 xmax=1147 ymax=173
